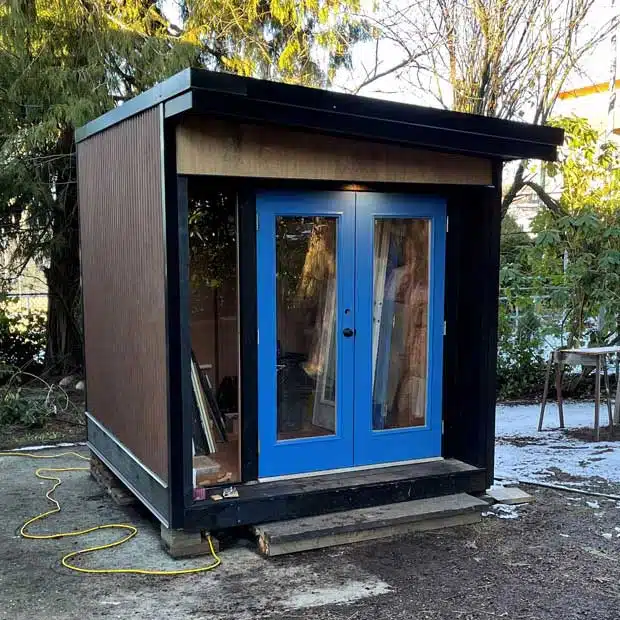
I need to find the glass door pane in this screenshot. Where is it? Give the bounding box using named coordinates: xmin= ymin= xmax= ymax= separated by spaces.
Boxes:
xmin=275 ymin=216 xmax=338 ymax=440
xmin=372 ymin=218 xmax=430 ymax=430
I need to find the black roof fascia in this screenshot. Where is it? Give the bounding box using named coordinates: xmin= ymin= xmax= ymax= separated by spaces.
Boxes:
xmin=76 ymin=68 xmax=563 ymax=161
xmin=187 ymin=87 xmax=559 ymax=161
xmin=189 ymin=68 xmax=562 ymax=149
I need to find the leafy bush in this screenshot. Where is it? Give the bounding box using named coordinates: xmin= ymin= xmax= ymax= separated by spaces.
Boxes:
xmin=0 ymin=302 xmax=46 ymax=373
xmin=0 ymin=371 xmax=75 ymax=428
xmin=496 ymin=305 xmax=547 ymax=401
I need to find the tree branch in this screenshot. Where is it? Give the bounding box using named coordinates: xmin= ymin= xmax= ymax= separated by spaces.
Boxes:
xmin=524 ymin=180 xmax=566 ymax=216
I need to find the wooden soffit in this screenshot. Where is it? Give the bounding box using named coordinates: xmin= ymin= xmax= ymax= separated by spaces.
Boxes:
xmin=176 ymin=118 xmax=492 ymax=185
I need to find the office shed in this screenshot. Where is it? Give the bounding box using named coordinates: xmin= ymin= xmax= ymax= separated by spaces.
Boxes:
xmin=75 ymin=68 xmax=563 ymax=535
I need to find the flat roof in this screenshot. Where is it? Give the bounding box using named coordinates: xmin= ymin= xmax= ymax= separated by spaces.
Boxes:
xmin=76 ymin=68 xmax=563 ymax=161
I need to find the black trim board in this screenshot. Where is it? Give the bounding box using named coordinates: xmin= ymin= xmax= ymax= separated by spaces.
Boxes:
xmin=76 ymin=68 xmax=563 ymax=161
xmin=87 ymin=418 xmax=169 ymax=525
xmin=75 ymin=70 xmax=192 ymax=143
xmin=442 ymin=182 xmax=501 ymax=486
xmin=483 ymin=161 xmax=503 ymax=487
xmin=165 ymin=140 xmax=193 ymax=528
xmin=184 ymin=459 xmax=486 ymax=531
xmin=237 ymin=191 xmax=259 ymax=482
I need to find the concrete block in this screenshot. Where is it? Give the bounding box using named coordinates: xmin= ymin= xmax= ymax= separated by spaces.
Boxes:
xmin=487 ymin=486 xmax=535 ymax=505
xmin=160 ymin=525 xmax=220 ymax=559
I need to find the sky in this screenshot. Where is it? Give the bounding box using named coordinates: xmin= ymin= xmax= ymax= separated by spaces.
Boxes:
xmin=161 ymin=0 xmax=619 ymax=116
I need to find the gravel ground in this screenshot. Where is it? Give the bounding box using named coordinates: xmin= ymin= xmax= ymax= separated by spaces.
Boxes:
xmin=1 ymin=447 xmax=620 ymax=620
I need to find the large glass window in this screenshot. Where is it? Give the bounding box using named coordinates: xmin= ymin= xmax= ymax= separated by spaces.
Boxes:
xmin=188 ymin=182 xmax=240 ymax=490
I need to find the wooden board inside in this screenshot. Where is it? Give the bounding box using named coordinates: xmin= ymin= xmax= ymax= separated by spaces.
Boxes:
xmin=194 ymin=438 xmax=240 ymax=487
xmin=176 ymin=118 xmax=492 ymax=185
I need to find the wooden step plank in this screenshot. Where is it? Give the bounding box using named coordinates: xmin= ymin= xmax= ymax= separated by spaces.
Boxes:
xmin=254 ymin=493 xmax=487 ymax=556
xmin=253 ymin=459 xmax=480 ymax=498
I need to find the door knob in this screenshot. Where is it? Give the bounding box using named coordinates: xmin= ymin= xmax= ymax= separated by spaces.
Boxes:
xmin=342 ymin=328 xmax=355 ymax=338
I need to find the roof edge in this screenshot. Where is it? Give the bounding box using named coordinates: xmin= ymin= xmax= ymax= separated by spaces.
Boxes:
xmin=75 ymin=68 xmax=564 ymax=162
xmin=75 ymin=69 xmax=193 ymax=143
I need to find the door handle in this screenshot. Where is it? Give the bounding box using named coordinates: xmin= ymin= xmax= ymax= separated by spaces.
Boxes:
xmin=342 ymin=328 xmax=355 ymax=338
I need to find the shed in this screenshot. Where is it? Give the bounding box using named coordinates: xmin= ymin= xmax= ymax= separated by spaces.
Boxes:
xmin=75 ymin=68 xmax=563 ymax=535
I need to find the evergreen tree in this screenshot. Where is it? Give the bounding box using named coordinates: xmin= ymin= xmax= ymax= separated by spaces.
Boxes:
xmin=0 ymin=0 xmax=363 ymax=373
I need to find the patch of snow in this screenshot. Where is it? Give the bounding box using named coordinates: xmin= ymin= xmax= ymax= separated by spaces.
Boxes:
xmin=5 ymin=442 xmax=87 ymax=452
xmin=495 ymin=504 xmax=521 ymax=519
xmin=482 ymin=504 xmax=521 ymax=520
xmin=602 ymin=532 xmax=613 ymax=540
xmin=495 ymin=402 xmax=620 ymax=485
xmin=282 ymin=579 xmax=392 ymax=609
xmin=586 ymin=500 xmax=601 ymax=509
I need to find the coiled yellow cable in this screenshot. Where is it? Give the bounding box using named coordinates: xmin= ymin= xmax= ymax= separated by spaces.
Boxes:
xmin=0 ymin=450 xmax=221 ymax=575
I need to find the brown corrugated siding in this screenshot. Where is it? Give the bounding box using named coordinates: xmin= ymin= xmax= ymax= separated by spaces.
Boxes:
xmin=78 ymin=108 xmax=168 ymax=483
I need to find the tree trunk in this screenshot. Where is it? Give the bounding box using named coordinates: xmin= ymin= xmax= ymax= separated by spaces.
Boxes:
xmin=44 ymin=128 xmax=83 ymax=375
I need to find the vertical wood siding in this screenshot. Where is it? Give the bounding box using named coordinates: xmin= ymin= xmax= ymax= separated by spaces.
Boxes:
xmin=78 ymin=108 xmax=168 ymax=482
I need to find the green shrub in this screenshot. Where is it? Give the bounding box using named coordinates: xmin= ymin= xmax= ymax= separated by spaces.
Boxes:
xmin=0 ymin=302 xmax=46 ymax=373
xmin=0 ymin=370 xmax=77 ymax=428
xmin=0 ymin=386 xmax=54 ymax=427
xmin=496 ymin=305 xmax=548 ymax=401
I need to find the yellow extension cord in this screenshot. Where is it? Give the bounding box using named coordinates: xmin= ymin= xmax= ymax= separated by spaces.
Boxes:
xmin=0 ymin=450 xmax=221 ymax=575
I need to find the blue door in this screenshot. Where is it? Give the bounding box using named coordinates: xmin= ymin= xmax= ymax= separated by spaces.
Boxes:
xmin=353 ymin=193 xmax=446 ymax=466
xmin=256 ymin=192 xmax=356 ymax=477
xmin=257 ymin=191 xmax=446 ymax=478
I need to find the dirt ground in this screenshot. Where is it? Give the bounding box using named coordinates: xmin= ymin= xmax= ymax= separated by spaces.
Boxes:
xmin=1 ymin=448 xmax=619 ymax=620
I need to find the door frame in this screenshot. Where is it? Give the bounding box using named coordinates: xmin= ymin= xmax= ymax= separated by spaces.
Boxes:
xmin=256 ymin=191 xmax=356 ymax=478
xmin=256 ymin=190 xmax=447 ymax=478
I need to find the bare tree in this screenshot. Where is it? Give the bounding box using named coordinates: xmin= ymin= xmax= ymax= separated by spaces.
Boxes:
xmin=346 ymin=0 xmax=613 ymax=215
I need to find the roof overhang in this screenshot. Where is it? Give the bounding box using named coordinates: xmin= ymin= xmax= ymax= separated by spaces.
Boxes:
xmin=76 ymin=68 xmax=564 ymax=162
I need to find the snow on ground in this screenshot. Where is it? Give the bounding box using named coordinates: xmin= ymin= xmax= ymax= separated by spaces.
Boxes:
xmin=495 ymin=401 xmax=620 ymax=485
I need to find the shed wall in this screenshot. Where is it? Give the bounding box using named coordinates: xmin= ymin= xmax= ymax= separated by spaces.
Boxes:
xmin=77 ymin=107 xmax=169 ymax=483
xmin=176 ymin=118 xmax=493 ymax=185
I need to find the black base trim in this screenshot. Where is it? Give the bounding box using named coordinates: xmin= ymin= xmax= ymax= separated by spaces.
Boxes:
xmin=87 ymin=418 xmax=170 ymax=525
xmin=184 ymin=459 xmax=485 ymax=531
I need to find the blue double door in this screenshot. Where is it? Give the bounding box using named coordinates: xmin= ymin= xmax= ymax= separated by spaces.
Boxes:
xmin=257 ymin=192 xmax=446 ymax=478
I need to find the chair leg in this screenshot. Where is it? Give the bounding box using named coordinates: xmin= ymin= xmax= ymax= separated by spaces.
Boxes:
xmin=539 ymin=353 xmax=553 ymax=432
xmin=555 ymin=361 xmax=565 ymax=429
xmin=594 ymin=356 xmax=601 ymax=442
xmin=603 ymin=354 xmax=613 ymax=437
xmin=614 ymin=359 xmax=620 ymax=426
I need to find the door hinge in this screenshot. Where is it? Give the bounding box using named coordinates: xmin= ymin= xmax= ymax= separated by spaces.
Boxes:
xmin=256 ymin=213 xmax=260 ymax=231
xmin=257 ymin=328 xmax=259 ymax=345
xmin=443 ymin=320 xmax=447 ymax=336
xmin=446 ymin=216 xmax=449 ymax=233
xmin=442 ymin=420 xmax=445 ymax=435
